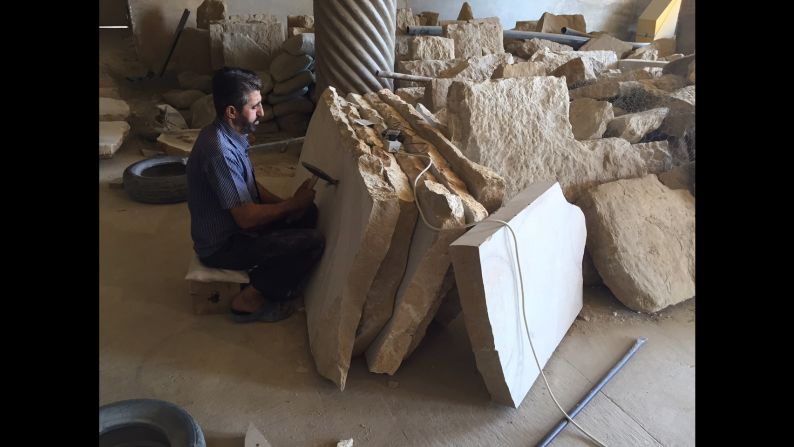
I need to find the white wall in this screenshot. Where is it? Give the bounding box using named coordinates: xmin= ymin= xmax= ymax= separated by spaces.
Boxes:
xmin=224 ymin=0 xmax=654 ymax=39
xmin=129 ymin=0 xmax=660 ymax=72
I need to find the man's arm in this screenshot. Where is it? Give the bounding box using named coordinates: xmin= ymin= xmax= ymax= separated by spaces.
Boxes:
xmin=230 ymin=180 xmax=315 ymax=229
xmin=256 ymin=182 xmax=283 ymax=204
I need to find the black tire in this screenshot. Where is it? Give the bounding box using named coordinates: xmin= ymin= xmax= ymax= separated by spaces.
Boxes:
xmin=123 ymin=156 xmax=188 ymax=204
xmin=99 ymin=399 xmax=206 ymax=447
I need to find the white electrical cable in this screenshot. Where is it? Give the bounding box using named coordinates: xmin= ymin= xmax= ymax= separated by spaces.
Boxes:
xmin=403 ymin=151 xmax=608 ymax=447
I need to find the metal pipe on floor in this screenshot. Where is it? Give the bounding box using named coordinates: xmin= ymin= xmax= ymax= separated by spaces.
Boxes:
xmin=406 ymin=26 xmax=650 ymax=49
xmin=249 ymin=136 xmax=305 ymax=152
xmin=375 ymin=70 xmax=433 ymax=83
xmin=561 ymin=27 xmax=591 ymax=38
xmin=405 ymin=25 xmax=441 ymax=36
xmin=536 ymin=337 xmax=648 ymax=447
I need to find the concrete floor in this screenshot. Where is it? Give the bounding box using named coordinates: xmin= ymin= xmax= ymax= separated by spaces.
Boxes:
xmin=99 ymin=30 xmax=695 ymax=447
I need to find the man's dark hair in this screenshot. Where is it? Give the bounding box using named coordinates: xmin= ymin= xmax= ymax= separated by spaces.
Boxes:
xmin=212 ymin=67 xmax=262 ymax=118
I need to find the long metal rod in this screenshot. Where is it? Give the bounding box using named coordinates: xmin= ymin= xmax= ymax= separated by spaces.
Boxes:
xmin=158 ymin=9 xmax=190 ymax=77
xmin=249 ymin=136 xmax=305 ymax=152
xmin=406 ymin=26 xmax=650 ymax=49
xmin=561 ymin=27 xmax=591 ymax=37
xmin=375 ymin=70 xmax=433 ymax=83
xmin=536 ymin=337 xmax=648 ymax=447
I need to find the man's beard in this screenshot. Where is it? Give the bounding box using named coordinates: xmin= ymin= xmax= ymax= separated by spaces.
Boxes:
xmin=236 ymin=116 xmax=258 ymax=134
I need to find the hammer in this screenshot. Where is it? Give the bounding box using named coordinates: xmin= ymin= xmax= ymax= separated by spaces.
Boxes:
xmin=302 ymin=162 xmax=339 ymax=188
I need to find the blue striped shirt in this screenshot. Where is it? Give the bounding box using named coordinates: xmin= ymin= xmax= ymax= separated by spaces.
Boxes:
xmin=186 ymin=118 xmax=261 ymax=257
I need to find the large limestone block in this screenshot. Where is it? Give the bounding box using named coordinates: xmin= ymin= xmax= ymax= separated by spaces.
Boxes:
xmin=438 ymin=53 xmax=514 ymax=83
xmin=536 ymin=12 xmax=587 ymax=34
xmin=657 ymin=161 xmax=695 ymax=195
xmin=222 ymin=32 xmax=269 ymax=71
xmin=551 ymin=57 xmax=598 ymax=88
xmin=409 ymin=36 xmax=455 ymax=61
xmin=450 ymin=181 xmax=585 ymax=407
xmin=447 ymin=77 xmax=647 ymax=201
xmin=443 ymin=20 xmax=504 ymax=59
xmin=626 ymin=45 xmax=659 ymax=61
xmin=663 ymin=54 xmax=695 ymax=78
xmin=653 ymin=74 xmax=686 ymax=92
xmin=395 ymin=59 xmax=461 ymax=88
xmin=477 ymin=20 xmax=505 ymax=55
xmin=604 ymin=107 xmax=669 ymax=143
xmin=335 ymin=96 xmax=417 ymax=358
xmin=99 ymin=121 xmax=130 ymax=158
xmin=378 ymin=90 xmax=505 ymax=213
xmin=224 ymin=16 xmax=285 ymax=56
xmin=658 ymin=87 xmax=695 ymax=139
xmin=578 ymin=175 xmax=695 ymax=313
xmin=598 ymin=68 xmax=654 ymax=82
xmin=419 ymin=11 xmax=439 ymax=26
xmin=210 ymin=17 xmax=285 ymax=69
xmin=569 ymin=79 xmax=620 ymax=101
xmin=395 ymin=87 xmax=425 ymax=106
xmin=352 ymin=93 xmax=484 ymax=374
xmin=530 ymin=48 xmax=617 ymax=73
xmin=396 ymin=8 xmax=421 ymax=34
xmin=514 ymin=21 xmax=537 ymax=31
xmin=505 ymin=38 xmax=572 ymax=59
xmin=632 ymin=141 xmax=672 ymax=174
xmin=395 ymin=35 xmax=413 ymax=62
xmin=443 ymin=22 xmax=482 ymax=59
xmin=492 ymin=61 xmax=547 ymax=79
xmin=569 ymin=98 xmax=614 ymax=140
xmin=414 ymin=103 xmax=449 ymax=138
xmin=367 ymin=92 xmax=489 ymax=224
xmin=422 ymin=78 xmax=454 ymax=112
xmin=579 ymin=34 xmax=633 ymax=58
xmin=294 ymin=87 xmax=404 ymax=390
xmin=99 ymin=97 xmax=130 ymax=121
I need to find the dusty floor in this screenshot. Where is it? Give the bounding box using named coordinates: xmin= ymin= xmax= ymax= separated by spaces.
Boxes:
xmin=99 ymin=30 xmax=695 ymax=447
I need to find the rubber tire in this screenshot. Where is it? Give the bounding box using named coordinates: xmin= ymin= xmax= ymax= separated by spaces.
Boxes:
xmin=123 ymin=156 xmax=188 ymax=204
xmin=99 ymin=399 xmax=206 ymax=447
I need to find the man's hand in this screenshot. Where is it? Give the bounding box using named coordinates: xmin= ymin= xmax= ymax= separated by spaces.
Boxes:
xmin=291 ymin=180 xmax=316 ymax=211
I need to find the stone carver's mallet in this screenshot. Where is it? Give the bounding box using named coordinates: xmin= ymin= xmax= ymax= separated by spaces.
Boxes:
xmin=302 ymin=162 xmax=339 ymax=188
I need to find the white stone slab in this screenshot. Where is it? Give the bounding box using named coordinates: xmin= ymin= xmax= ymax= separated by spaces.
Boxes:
xmin=100 ymin=97 xmax=130 ymax=121
xmin=99 ymin=121 xmax=130 ymax=158
xmin=450 ymin=181 xmax=585 ymax=407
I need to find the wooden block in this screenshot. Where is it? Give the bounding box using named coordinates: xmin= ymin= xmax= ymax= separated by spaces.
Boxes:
xmin=188 ymin=280 xmax=242 ymax=315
